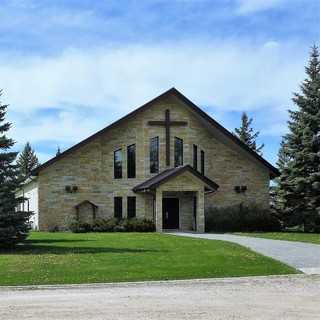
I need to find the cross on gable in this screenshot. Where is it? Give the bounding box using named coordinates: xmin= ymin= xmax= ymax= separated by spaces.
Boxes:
xmin=148 ymin=109 xmax=187 ymax=166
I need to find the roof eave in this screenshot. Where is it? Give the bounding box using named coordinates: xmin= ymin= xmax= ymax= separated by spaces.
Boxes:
xmin=133 ymin=165 xmax=219 ymax=193
xmin=32 ymin=87 xmax=279 ymax=178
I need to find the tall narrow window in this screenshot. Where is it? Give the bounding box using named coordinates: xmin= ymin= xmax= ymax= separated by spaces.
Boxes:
xmin=174 ymin=137 xmax=183 ymax=167
xmin=114 ymin=197 xmax=122 ymax=218
xmin=150 ymin=136 xmax=159 ymax=173
xmin=127 ymin=144 xmax=136 ymax=178
xmin=114 ymin=149 xmax=122 ymax=179
xmin=201 ymin=150 xmax=205 ymax=175
xmin=127 ymin=196 xmax=136 ymax=218
xmin=193 ymin=144 xmax=198 ymax=170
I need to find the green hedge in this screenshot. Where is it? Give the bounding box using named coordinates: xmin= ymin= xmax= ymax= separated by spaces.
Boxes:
xmin=69 ymin=218 xmax=155 ymax=233
xmin=205 ymin=204 xmax=281 ymax=232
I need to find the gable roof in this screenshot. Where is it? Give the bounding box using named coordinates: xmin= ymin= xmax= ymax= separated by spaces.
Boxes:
xmin=133 ymin=165 xmax=219 ymax=193
xmin=75 ymin=200 xmax=98 ymax=209
xmin=32 ymin=87 xmax=279 ymax=178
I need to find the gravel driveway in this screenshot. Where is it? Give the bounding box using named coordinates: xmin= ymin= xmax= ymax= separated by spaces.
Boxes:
xmin=1 ymin=276 xmax=319 ymax=320
xmin=170 ymin=232 xmax=320 ymax=274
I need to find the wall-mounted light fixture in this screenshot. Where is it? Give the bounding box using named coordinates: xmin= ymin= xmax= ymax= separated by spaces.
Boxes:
xmin=65 ymin=185 xmax=79 ymax=193
xmin=234 ymin=186 xmax=241 ymax=193
xmin=234 ymin=185 xmax=247 ymax=193
xmin=241 ymin=185 xmax=247 ymax=192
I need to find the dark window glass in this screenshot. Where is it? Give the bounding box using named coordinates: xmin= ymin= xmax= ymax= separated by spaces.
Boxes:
xmin=114 ymin=197 xmax=122 ymax=218
xmin=127 ymin=197 xmax=136 ymax=218
xmin=193 ymin=144 xmax=198 ymax=170
xmin=114 ymin=149 xmax=122 ymax=179
xmin=201 ymin=150 xmax=205 ymax=175
xmin=174 ymin=137 xmax=183 ymax=167
xmin=150 ymin=137 xmax=159 ymax=173
xmin=127 ymin=144 xmax=136 ymax=178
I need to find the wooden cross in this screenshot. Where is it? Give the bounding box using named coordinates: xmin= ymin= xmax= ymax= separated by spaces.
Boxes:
xmin=148 ymin=109 xmax=187 ymax=166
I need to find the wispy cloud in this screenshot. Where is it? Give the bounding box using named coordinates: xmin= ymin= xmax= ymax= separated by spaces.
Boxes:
xmin=3 ymin=39 xmax=307 ymax=163
xmin=1 ymin=0 xmax=318 ymax=165
xmin=2 ymin=40 xmax=305 ymax=113
xmin=235 ymin=0 xmax=289 ymax=15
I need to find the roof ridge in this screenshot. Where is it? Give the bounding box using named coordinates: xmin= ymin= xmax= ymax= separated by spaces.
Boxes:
xmin=32 ymin=88 xmax=279 ymax=178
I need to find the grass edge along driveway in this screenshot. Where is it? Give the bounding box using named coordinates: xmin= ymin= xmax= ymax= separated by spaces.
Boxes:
xmin=234 ymin=232 xmax=320 ymax=245
xmin=0 ymin=232 xmax=298 ymax=286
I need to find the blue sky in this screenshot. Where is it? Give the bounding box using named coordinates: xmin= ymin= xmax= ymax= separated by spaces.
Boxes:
xmin=1 ymin=0 xmax=320 ymax=165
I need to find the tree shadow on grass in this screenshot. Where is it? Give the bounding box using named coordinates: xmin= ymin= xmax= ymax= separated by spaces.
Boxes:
xmin=0 ymin=244 xmax=162 ymax=255
xmin=25 ymin=239 xmax=92 ymax=244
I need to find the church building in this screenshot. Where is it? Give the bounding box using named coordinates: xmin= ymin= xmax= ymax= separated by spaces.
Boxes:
xmin=31 ymin=88 xmax=278 ymax=232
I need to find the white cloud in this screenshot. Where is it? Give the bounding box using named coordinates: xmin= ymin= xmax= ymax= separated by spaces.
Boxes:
xmin=235 ymin=0 xmax=289 ymax=15
xmin=1 ymin=40 xmax=307 ymax=161
xmin=1 ymin=41 xmax=305 ymax=112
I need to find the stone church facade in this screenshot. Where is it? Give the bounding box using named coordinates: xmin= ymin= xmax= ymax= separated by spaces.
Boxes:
xmin=32 ymin=88 xmax=278 ymax=232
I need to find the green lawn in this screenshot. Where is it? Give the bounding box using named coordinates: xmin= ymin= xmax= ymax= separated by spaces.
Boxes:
xmin=0 ymin=232 xmax=297 ymax=286
xmin=235 ymin=232 xmax=320 ymax=245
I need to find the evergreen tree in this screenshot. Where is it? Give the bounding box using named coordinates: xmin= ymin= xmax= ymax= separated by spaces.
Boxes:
xmin=277 ymin=139 xmax=290 ymax=171
xmin=17 ymin=142 xmax=39 ymax=180
xmin=234 ymin=112 xmax=264 ymax=155
xmin=56 ymin=146 xmax=61 ymax=156
xmin=0 ymin=91 xmax=31 ymax=247
xmin=277 ymin=46 xmax=320 ymax=231
xmin=272 ymin=139 xmax=289 ymax=217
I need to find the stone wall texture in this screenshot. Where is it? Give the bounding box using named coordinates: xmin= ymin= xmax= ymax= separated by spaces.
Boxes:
xmin=38 ymin=94 xmax=271 ymax=231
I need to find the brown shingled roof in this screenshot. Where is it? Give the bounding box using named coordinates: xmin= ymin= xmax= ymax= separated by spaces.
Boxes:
xmin=133 ymin=165 xmax=219 ymax=192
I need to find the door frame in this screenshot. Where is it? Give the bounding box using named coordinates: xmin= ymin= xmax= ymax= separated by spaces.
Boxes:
xmin=162 ymin=197 xmax=180 ymax=230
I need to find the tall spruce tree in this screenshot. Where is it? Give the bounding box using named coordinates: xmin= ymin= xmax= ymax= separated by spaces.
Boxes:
xmin=17 ymin=142 xmax=39 ymax=180
xmin=234 ymin=112 xmax=264 ymax=155
xmin=277 ymin=46 xmax=320 ymax=231
xmin=0 ymin=91 xmax=31 ymax=246
xmin=272 ymin=139 xmax=289 ymax=215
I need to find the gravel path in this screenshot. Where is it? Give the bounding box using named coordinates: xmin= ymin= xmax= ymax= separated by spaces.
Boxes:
xmin=170 ymin=232 xmax=320 ymax=274
xmin=0 ymin=276 xmax=319 ymax=320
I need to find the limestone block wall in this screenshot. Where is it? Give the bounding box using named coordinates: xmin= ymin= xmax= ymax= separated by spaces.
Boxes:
xmin=38 ymin=94 xmax=271 ymax=230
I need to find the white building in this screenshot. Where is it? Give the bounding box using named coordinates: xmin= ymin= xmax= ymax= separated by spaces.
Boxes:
xmin=16 ymin=178 xmax=39 ymax=230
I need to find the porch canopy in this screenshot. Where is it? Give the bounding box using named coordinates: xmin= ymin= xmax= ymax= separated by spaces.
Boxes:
xmin=133 ymin=165 xmax=219 ymax=232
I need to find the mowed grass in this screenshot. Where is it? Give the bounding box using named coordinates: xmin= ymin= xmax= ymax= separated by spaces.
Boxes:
xmin=0 ymin=232 xmax=297 ymax=286
xmin=235 ymin=232 xmax=320 ymax=245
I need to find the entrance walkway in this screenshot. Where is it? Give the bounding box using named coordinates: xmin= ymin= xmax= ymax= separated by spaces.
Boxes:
xmin=169 ymin=232 xmax=320 ymax=274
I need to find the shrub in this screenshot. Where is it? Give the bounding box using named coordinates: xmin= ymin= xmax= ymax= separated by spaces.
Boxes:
xmin=48 ymin=225 xmax=60 ymax=233
xmin=92 ymin=218 xmax=118 ymax=232
xmin=121 ymin=218 xmax=156 ymax=232
xmin=127 ymin=218 xmax=156 ymax=232
xmin=205 ymin=204 xmax=281 ymax=233
xmin=69 ymin=217 xmax=155 ymax=233
xmin=69 ymin=222 xmax=92 ymax=233
xmin=113 ymin=224 xmax=126 ymax=232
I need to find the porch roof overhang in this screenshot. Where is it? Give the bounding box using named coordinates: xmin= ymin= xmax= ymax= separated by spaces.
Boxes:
xmin=133 ymin=165 xmax=219 ymax=193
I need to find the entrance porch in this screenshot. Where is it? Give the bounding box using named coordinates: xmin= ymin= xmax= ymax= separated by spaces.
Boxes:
xmin=156 ymin=190 xmax=204 ymax=232
xmin=133 ymin=165 xmax=219 ymax=233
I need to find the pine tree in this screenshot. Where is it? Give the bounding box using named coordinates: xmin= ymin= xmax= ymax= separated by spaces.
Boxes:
xmin=277 ymin=46 xmax=320 ymax=232
xmin=17 ymin=142 xmax=39 ymax=180
xmin=272 ymin=139 xmax=289 ymax=217
xmin=0 ymin=91 xmax=31 ymax=247
xmin=56 ymin=146 xmax=61 ymax=156
xmin=234 ymin=112 xmax=264 ymax=155
xmin=277 ymin=139 xmax=290 ymax=171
